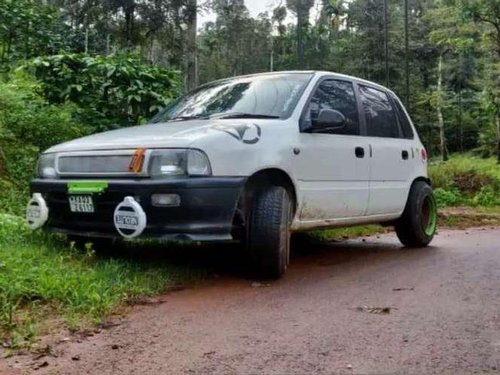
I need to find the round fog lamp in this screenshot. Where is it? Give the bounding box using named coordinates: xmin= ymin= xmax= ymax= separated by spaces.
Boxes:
xmin=151 ymin=194 xmax=181 ymax=207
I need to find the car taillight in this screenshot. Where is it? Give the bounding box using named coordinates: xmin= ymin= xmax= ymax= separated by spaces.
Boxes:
xmin=420 ymin=148 xmax=427 ymax=161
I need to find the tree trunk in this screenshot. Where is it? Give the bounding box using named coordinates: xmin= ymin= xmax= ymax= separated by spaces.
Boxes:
xmin=404 ymin=0 xmax=409 ymax=106
xmin=296 ymin=0 xmax=305 ymax=68
xmin=125 ymin=3 xmax=135 ymax=51
xmin=270 ymin=41 xmax=274 ymax=72
xmin=185 ymin=0 xmax=198 ymax=91
xmin=437 ymin=54 xmax=448 ymax=162
xmin=0 ymin=143 xmax=7 ymax=178
xmin=383 ymin=0 xmax=389 ymax=87
xmin=458 ymin=88 xmax=463 ymax=152
xmin=84 ymin=27 xmax=89 ymax=54
xmin=496 ymin=114 xmax=500 ymax=164
xmin=106 ymin=34 xmax=111 ymax=56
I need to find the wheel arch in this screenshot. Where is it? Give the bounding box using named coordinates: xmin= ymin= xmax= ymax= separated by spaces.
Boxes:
xmin=412 ymin=176 xmax=432 ymax=187
xmin=402 ymin=176 xmax=432 ymax=209
xmin=242 ymin=168 xmax=297 ymax=212
xmin=231 ymin=168 xmax=297 ymax=240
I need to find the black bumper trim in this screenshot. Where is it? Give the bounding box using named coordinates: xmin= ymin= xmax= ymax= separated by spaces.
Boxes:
xmin=30 ymin=177 xmax=246 ymax=241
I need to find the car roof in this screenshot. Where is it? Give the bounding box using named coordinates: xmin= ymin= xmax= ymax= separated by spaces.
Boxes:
xmin=203 ymin=70 xmax=398 ymax=99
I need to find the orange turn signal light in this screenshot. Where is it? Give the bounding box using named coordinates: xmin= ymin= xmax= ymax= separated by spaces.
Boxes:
xmin=129 ymin=148 xmax=146 ymax=173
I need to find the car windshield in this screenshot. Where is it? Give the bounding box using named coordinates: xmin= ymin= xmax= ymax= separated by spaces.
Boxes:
xmin=149 ymin=73 xmax=313 ymax=123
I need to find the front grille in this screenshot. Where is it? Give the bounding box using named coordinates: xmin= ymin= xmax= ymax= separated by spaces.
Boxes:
xmin=55 ymin=150 xmax=150 ymax=177
xmin=58 ymin=155 xmax=132 ymax=174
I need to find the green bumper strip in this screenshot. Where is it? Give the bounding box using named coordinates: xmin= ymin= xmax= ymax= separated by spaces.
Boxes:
xmin=67 ymin=181 xmax=109 ymax=195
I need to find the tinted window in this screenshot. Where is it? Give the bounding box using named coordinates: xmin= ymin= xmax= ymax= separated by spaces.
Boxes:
xmin=307 ymin=79 xmax=360 ymax=135
xmin=392 ymin=95 xmax=414 ymax=139
xmin=359 ymin=85 xmax=400 ymax=138
xmin=150 ymin=73 xmax=312 ymax=123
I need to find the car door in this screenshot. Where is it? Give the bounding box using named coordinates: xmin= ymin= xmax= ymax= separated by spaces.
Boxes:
xmin=293 ymin=78 xmax=370 ymax=221
xmin=357 ymin=84 xmax=412 ymax=216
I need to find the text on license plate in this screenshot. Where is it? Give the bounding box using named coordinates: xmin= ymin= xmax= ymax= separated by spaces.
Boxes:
xmin=69 ymin=195 xmax=95 ymax=213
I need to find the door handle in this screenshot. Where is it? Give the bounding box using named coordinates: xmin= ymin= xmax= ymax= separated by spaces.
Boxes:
xmin=355 ymin=147 xmax=365 ymax=158
xmin=402 ymin=150 xmax=409 ymax=160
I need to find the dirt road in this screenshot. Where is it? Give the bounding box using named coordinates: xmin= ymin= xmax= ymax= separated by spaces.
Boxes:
xmin=4 ymin=228 xmax=500 ymax=374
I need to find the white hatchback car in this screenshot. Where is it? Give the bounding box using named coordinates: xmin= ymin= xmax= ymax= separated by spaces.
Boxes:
xmin=28 ymin=71 xmax=437 ymax=278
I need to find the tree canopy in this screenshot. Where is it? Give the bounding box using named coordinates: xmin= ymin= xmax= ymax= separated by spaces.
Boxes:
xmin=0 ymin=0 xmax=499 ymax=160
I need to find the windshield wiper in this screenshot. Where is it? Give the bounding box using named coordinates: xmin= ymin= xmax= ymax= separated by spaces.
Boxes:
xmin=215 ymin=112 xmax=280 ymax=119
xmin=169 ymin=114 xmax=210 ymax=121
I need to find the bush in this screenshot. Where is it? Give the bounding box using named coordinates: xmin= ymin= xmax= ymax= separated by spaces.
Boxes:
xmin=429 ymin=155 xmax=500 ymax=208
xmin=471 ymin=186 xmax=500 ymax=207
xmin=0 ymin=76 xmax=89 ymax=215
xmin=434 ymin=187 xmax=464 ymax=208
xmin=0 ymin=77 xmax=88 ymax=152
xmin=25 ymin=54 xmax=182 ymax=131
xmin=451 ymin=170 xmax=497 ymax=195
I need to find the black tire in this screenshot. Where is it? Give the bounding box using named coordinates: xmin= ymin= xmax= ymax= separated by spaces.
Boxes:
xmin=248 ymin=186 xmax=292 ymax=279
xmin=395 ymin=181 xmax=437 ymax=247
xmin=67 ymin=235 xmax=116 ymax=253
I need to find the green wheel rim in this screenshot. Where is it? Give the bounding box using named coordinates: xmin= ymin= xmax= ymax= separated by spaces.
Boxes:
xmin=422 ymin=194 xmax=437 ymax=237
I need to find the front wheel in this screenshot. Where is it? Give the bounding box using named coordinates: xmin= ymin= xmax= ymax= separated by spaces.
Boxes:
xmin=395 ymin=181 xmax=437 ymax=247
xmin=248 ymin=186 xmax=292 ymax=279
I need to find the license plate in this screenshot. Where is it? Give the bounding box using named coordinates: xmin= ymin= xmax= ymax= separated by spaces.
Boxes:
xmin=69 ymin=195 xmax=95 ymax=213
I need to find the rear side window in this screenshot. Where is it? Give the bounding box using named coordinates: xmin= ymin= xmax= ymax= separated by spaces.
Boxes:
xmin=307 ymin=79 xmax=360 ymax=136
xmin=359 ymin=85 xmax=400 ymax=138
xmin=392 ymin=95 xmax=414 ymax=139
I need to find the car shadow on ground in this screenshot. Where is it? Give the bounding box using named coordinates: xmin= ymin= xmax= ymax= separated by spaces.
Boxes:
xmin=93 ymin=232 xmax=433 ymax=281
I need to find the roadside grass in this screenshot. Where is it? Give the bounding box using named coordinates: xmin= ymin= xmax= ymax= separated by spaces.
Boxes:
xmin=0 ymin=213 xmax=207 ymax=350
xmin=311 ymin=225 xmax=387 ymax=241
xmin=429 ymin=155 xmax=500 ymax=207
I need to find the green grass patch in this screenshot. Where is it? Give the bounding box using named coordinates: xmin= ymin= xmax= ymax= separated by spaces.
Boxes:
xmin=429 ymin=154 xmax=500 ymax=188
xmin=429 ymin=155 xmax=500 ymax=208
xmin=311 ymin=224 xmax=386 ymax=242
xmin=0 ymin=213 xmax=206 ymax=349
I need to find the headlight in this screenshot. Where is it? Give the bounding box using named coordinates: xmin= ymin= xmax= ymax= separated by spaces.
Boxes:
xmin=37 ymin=153 xmax=57 ymax=179
xmin=149 ymin=149 xmax=211 ymax=178
xmin=187 ymin=149 xmax=212 ymax=176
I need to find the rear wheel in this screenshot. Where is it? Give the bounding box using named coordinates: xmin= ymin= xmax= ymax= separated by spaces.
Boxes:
xmin=248 ymin=186 xmax=292 ymax=279
xmin=395 ymin=181 xmax=437 ymax=247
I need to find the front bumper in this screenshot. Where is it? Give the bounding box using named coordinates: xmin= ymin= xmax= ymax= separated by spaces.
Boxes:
xmin=30 ymin=177 xmax=246 ymax=241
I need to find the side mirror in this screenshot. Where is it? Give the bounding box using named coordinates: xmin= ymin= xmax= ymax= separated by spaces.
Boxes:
xmin=312 ymin=109 xmax=346 ymax=130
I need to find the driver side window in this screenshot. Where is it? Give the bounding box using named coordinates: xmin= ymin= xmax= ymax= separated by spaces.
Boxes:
xmin=308 ymin=79 xmax=360 ymax=135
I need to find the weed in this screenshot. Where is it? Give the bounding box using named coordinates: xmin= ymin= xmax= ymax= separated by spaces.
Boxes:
xmin=429 ymin=155 xmax=500 ymax=207
xmin=434 ymin=187 xmax=464 ymax=208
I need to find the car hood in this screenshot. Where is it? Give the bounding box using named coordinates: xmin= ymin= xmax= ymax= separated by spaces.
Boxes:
xmin=45 ymin=119 xmax=246 ymax=153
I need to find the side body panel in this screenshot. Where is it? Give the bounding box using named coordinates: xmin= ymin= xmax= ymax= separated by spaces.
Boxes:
xmin=293 ymin=133 xmax=370 ymax=219
xmin=365 ymin=137 xmax=414 ymax=215
xmin=356 ymin=82 xmax=427 ymax=217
